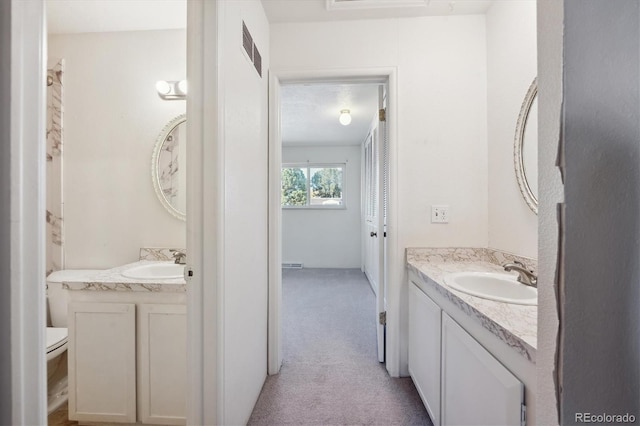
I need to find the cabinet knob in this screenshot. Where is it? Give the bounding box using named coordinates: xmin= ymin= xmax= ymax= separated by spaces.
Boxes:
xmin=370 ymin=231 xmax=377 ymax=237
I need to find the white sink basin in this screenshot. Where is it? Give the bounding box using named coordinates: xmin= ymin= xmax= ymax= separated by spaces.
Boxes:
xmin=443 ymin=272 xmax=537 ymax=306
xmin=121 ymin=263 xmax=184 ymax=280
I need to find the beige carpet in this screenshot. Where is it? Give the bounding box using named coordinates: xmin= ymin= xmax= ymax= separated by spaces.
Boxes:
xmin=248 ymin=268 xmax=432 ymax=426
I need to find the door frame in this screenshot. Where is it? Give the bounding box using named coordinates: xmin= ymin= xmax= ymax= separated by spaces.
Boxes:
xmin=7 ymin=1 xmax=48 ymax=423
xmin=268 ymin=67 xmax=398 ymax=375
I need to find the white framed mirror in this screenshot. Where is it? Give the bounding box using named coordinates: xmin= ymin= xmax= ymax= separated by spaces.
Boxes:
xmin=514 ymin=78 xmax=538 ymax=214
xmin=152 ymin=114 xmax=186 ymax=221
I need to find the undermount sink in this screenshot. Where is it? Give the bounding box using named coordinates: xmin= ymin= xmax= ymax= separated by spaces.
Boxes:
xmin=121 ymin=263 xmax=184 ymax=280
xmin=443 ymin=272 xmax=537 ymax=306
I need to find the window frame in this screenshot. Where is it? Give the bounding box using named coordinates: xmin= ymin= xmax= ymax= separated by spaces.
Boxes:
xmin=281 ymin=162 xmax=347 ymax=210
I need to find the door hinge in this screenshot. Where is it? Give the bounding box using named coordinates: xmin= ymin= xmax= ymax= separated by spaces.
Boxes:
xmin=379 ymin=108 xmax=386 ymax=122
xmin=379 ymin=311 xmax=387 ymax=325
xmin=520 ymin=403 xmax=526 ymax=426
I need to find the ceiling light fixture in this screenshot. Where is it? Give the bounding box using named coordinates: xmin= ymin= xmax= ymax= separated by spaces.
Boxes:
xmin=339 ymin=109 xmax=352 ymax=126
xmin=156 ymin=80 xmax=187 ymax=100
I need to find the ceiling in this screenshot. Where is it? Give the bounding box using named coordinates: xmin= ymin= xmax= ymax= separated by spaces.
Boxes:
xmin=262 ymin=0 xmax=493 ymax=23
xmin=281 ymin=83 xmax=380 ymax=147
xmin=45 ymin=0 xmax=489 ymax=146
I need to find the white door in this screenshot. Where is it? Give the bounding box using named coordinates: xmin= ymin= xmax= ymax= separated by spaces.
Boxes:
xmin=363 ymin=85 xmax=387 ymax=363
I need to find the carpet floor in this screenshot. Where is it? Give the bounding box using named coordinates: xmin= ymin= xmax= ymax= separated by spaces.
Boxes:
xmin=248 ymin=268 xmax=432 ymax=426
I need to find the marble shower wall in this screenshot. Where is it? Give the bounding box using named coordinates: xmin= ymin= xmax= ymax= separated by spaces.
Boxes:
xmin=46 ymin=60 xmax=64 ymax=275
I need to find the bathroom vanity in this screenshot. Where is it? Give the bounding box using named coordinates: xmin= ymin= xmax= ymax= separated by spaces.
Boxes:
xmin=406 ymin=247 xmax=537 ymax=426
xmin=63 ymin=253 xmax=187 ymax=425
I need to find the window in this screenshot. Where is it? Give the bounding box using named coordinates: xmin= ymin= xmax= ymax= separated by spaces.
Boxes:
xmin=281 ymin=164 xmax=345 ymax=208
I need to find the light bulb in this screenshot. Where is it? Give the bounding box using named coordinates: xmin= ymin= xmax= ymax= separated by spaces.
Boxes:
xmin=177 ymin=80 xmax=187 ymax=94
xmin=339 ymin=109 xmax=351 ymax=126
xmin=155 ymin=80 xmax=171 ymax=95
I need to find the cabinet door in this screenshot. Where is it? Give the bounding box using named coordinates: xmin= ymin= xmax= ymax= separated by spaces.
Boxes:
xmin=408 ymin=282 xmax=441 ymax=425
xmin=68 ymin=302 xmax=136 ymax=423
xmin=138 ymin=304 xmax=187 ymax=425
xmin=441 ymin=313 xmax=524 ymax=425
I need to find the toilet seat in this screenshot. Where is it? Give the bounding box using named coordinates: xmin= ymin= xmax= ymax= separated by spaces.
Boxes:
xmin=46 ymin=327 xmax=68 ymax=361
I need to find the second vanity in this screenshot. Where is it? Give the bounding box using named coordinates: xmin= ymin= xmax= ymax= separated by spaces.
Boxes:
xmin=406 ymin=247 xmax=537 ymax=426
xmin=62 ymin=249 xmax=187 ymax=425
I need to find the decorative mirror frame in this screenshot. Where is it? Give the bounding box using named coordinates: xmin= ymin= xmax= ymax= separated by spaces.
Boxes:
xmin=152 ymin=114 xmax=186 ymax=221
xmin=514 ymin=78 xmax=538 ymax=214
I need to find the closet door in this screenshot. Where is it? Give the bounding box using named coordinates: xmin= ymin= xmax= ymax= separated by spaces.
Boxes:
xmin=68 ymin=302 xmax=136 ymax=423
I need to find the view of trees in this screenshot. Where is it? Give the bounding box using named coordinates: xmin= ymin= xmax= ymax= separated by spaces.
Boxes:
xmin=281 ymin=167 xmax=307 ymax=206
xmin=281 ymin=166 xmax=343 ymax=207
xmin=310 ymin=167 xmax=342 ymax=199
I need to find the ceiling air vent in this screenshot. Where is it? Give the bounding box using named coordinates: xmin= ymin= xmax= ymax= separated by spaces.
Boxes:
xmin=242 ymin=21 xmax=262 ymax=78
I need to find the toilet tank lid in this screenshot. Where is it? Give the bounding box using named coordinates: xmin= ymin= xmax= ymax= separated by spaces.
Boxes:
xmin=47 ymin=269 xmax=101 ymax=283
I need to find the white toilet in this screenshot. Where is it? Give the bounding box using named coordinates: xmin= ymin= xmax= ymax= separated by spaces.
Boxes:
xmin=46 ymin=269 xmax=97 ymax=414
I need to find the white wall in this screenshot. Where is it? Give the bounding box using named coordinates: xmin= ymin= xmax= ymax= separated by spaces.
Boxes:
xmin=537 ymin=0 xmax=563 ymax=424
xmin=272 ymin=16 xmax=488 ymax=376
xmin=282 ymin=145 xmax=361 ymax=268
xmin=486 ymin=1 xmax=537 ymax=258
xmin=48 ymin=30 xmax=186 ymax=269
xmin=220 ymin=1 xmax=270 ymax=424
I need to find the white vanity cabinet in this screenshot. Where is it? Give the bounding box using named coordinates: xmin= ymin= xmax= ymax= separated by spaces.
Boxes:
xmin=68 ymin=297 xmax=186 ymax=425
xmin=408 ymin=282 xmax=526 ymax=426
xmin=138 ymin=304 xmax=187 ymax=425
xmin=408 ymin=282 xmax=441 ymax=425
xmin=68 ymin=302 xmax=137 ymax=423
xmin=441 ymin=313 xmax=524 ymax=425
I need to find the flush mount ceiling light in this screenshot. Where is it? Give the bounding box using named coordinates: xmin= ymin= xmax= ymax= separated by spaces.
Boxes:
xmin=339 ymin=109 xmax=352 ymax=126
xmin=156 ymin=80 xmax=187 ymax=100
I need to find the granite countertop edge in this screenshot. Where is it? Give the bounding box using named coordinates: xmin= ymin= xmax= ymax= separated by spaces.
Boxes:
xmin=61 ymin=260 xmax=187 ymax=293
xmin=406 ymin=247 xmax=537 ymax=364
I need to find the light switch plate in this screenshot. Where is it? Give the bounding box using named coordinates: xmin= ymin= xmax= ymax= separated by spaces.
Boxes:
xmin=431 ymin=205 xmax=449 ymax=223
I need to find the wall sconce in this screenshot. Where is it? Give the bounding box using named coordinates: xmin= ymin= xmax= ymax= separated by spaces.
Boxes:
xmin=339 ymin=109 xmax=352 ymax=126
xmin=156 ymin=80 xmax=187 ymax=100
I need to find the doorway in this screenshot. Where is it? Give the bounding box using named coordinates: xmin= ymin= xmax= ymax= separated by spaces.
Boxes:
xmin=268 ymin=70 xmax=396 ymax=375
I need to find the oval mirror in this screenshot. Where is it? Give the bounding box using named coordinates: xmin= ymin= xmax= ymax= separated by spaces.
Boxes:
xmin=514 ymin=78 xmax=538 ymax=214
xmin=152 ymin=114 xmax=186 ymax=221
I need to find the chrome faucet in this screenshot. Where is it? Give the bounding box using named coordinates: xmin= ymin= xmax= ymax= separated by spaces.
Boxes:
xmin=503 ymin=261 xmax=537 ymax=287
xmin=170 ymin=249 xmax=187 ymax=265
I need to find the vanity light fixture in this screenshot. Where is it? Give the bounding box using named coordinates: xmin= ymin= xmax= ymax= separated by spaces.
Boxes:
xmin=339 ymin=109 xmax=352 ymax=126
xmin=156 ymin=80 xmax=187 ymax=100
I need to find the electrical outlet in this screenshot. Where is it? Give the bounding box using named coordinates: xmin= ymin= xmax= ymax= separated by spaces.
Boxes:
xmin=431 ymin=205 xmax=449 ymax=223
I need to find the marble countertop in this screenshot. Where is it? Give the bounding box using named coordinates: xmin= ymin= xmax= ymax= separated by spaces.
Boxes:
xmin=406 ymin=247 xmax=537 ymax=363
xmin=61 ymin=260 xmax=186 ymax=293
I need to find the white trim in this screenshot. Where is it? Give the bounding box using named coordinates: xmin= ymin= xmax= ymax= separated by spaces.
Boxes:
xmin=10 ymin=0 xmax=47 ymax=423
xmin=268 ymin=66 xmax=400 ymax=376
xmin=186 ymin=1 xmax=224 ymax=424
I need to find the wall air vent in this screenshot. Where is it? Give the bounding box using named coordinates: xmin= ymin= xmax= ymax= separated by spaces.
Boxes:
xmin=242 ymin=21 xmax=262 ymax=78
xmin=242 ymin=21 xmax=253 ymax=59
xmin=253 ymin=45 xmax=262 ymax=77
xmin=282 ymin=262 xmax=303 ymax=269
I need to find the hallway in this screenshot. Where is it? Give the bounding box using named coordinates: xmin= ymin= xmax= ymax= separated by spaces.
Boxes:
xmin=248 ymin=268 xmax=431 ymax=425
